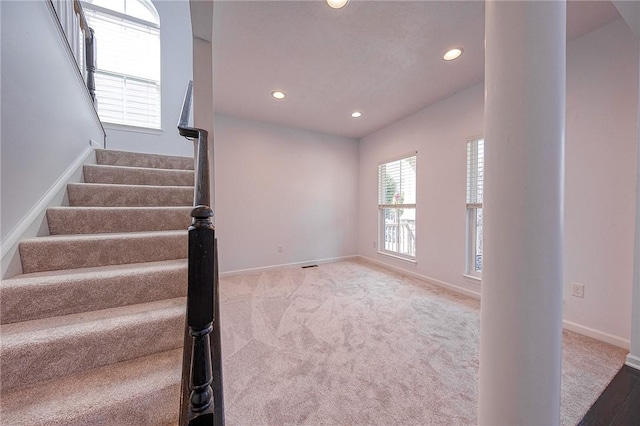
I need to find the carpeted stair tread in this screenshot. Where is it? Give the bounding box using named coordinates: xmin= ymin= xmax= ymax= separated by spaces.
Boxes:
xmin=1 ymin=259 xmax=187 ymax=324
xmin=84 ymin=164 xmax=194 ymax=186
xmin=3 ymin=148 xmax=196 ymax=423
xmin=19 ymin=230 xmax=187 ymax=273
xmin=67 ymin=183 xmax=193 ymax=207
xmin=96 ymin=148 xmax=194 ymax=170
xmin=1 ymin=297 xmax=185 ymax=391
xmin=47 ymin=206 xmax=192 ymax=235
xmin=0 ymin=348 xmax=181 ymax=426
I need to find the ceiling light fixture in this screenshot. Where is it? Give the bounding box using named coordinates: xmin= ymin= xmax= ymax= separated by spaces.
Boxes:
xmin=443 ymin=48 xmax=463 ymax=61
xmin=271 ymin=91 xmax=286 ymax=99
xmin=327 ymin=0 xmax=349 ymax=9
xmin=351 ymin=111 xmax=362 ymax=118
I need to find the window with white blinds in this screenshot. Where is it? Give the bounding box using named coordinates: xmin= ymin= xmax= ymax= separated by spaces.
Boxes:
xmin=378 ymin=155 xmax=417 ymax=260
xmin=466 ymin=138 xmax=484 ymax=275
xmin=83 ymin=0 xmax=161 ymax=129
xmin=467 ymin=138 xmax=484 ymax=206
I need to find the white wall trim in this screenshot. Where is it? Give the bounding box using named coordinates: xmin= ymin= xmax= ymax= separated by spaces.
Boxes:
xmin=626 ymin=354 xmax=640 ymax=370
xmin=90 ymin=139 xmax=104 ymax=149
xmin=1 ymin=146 xmax=95 ymax=277
xmin=563 ymin=320 xmax=630 ymax=350
xmin=45 ymin=0 xmax=105 ymax=145
xmin=462 ymin=273 xmax=482 ymax=283
xmin=358 ymin=255 xmax=631 ymax=349
xmin=220 ymin=255 xmax=359 ymax=277
xmin=358 ymin=255 xmax=482 ymax=300
xmin=377 ymin=250 xmax=418 ymax=264
xmin=103 ymin=122 xmax=163 ymax=135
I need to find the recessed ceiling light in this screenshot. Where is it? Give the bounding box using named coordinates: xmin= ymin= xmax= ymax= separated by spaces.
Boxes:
xmin=351 ymin=111 xmax=362 ymax=118
xmin=271 ymin=91 xmax=286 ymax=99
xmin=327 ymin=0 xmax=349 ymax=9
xmin=443 ymin=48 xmax=463 ymax=61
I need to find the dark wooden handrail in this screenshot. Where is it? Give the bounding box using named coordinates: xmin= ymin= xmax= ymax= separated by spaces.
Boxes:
xmin=72 ymin=0 xmax=96 ymax=103
xmin=50 ymin=0 xmax=96 ymax=104
xmin=73 ymin=0 xmax=90 ymax=33
xmin=84 ymin=27 xmax=97 ymax=104
xmin=178 ymin=81 xmax=225 ymax=426
xmin=178 ymin=81 xmax=210 ymax=208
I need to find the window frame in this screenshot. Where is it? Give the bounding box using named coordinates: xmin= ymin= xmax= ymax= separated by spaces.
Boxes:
xmin=377 ymin=153 xmax=417 ymax=262
xmin=82 ymin=0 xmax=161 ymax=130
xmin=466 ymin=137 xmax=484 ymax=278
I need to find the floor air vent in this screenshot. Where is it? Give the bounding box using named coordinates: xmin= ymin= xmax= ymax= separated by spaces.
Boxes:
xmin=301 ymin=265 xmax=318 ymax=269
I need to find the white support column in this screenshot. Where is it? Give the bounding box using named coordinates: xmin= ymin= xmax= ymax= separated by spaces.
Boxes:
xmin=626 ymin=48 xmax=640 ymax=371
xmin=479 ymin=1 xmax=566 ymax=425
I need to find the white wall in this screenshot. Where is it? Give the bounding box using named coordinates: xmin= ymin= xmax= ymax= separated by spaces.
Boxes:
xmin=103 ymin=0 xmax=193 ymax=157
xmin=358 ymin=18 xmax=638 ymax=345
xmin=193 ymin=36 xmax=214 ymax=209
xmin=620 ymin=3 xmax=640 ymax=371
xmin=564 ymin=18 xmax=638 ymax=344
xmin=614 ymin=0 xmax=640 ymax=39
xmin=1 ymin=1 xmax=104 ymax=243
xmin=358 ymin=84 xmax=484 ymax=296
xmin=193 ymin=38 xmax=213 ymax=134
xmin=629 ymin=43 xmax=640 ymax=369
xmin=214 ymin=114 xmax=359 ymax=273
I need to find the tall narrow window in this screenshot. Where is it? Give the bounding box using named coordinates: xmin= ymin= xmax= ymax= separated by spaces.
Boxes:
xmin=378 ymin=155 xmax=417 ymax=260
xmin=82 ymin=0 xmax=161 ymax=129
xmin=466 ymin=138 xmax=484 ymax=276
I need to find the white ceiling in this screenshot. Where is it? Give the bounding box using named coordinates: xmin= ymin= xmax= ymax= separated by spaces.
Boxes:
xmin=212 ymin=1 xmax=621 ymax=139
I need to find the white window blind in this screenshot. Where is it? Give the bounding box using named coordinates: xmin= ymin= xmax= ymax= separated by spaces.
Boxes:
xmin=378 ymin=155 xmax=417 ymax=259
xmin=466 ymin=138 xmax=484 ymax=206
xmin=466 ymin=138 xmax=484 ymax=275
xmin=87 ymin=0 xmax=159 ymax=23
xmin=378 ymin=156 xmax=417 ymax=206
xmin=84 ymin=4 xmax=161 ymax=129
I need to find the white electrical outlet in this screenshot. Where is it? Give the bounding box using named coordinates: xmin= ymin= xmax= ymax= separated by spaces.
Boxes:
xmin=571 ymin=283 xmax=585 ymax=298
xmin=277 ymin=245 xmax=283 ymax=252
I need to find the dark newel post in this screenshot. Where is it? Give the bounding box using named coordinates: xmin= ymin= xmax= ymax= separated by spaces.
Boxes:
xmin=85 ymin=27 xmax=96 ymax=104
xmin=186 ymin=204 xmax=215 ymax=423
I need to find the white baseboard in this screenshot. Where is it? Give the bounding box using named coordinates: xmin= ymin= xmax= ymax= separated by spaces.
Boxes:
xmin=220 ymin=255 xmax=359 ymax=277
xmin=1 ymin=146 xmax=96 ymax=278
xmin=357 ymin=255 xmax=482 ymax=300
xmin=358 ymin=255 xmax=630 ymax=349
xmin=90 ymin=138 xmax=104 ymax=149
xmin=562 ymin=320 xmax=630 ymax=350
xmin=625 ymin=354 xmax=640 ymax=370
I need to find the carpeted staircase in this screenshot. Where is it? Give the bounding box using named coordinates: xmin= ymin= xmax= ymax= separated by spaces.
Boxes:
xmin=1 ymin=149 xmax=194 ymax=425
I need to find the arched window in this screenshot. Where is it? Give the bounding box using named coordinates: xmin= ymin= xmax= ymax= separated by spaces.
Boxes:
xmin=82 ymin=0 xmax=161 ymax=129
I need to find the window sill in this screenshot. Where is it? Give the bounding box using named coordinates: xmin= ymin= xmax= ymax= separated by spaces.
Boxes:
xmin=463 ymin=274 xmax=482 ymax=283
xmin=103 ymin=122 xmax=163 ymax=135
xmin=377 ymin=251 xmax=417 ymax=264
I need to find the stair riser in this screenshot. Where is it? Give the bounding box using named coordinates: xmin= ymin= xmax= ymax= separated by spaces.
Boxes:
xmin=68 ymin=184 xmax=193 ymax=207
xmin=96 ymin=149 xmax=194 ymax=170
xmin=84 ymin=165 xmax=194 ymax=187
xmin=0 ymin=349 xmax=181 ymax=426
xmin=11 ymin=384 xmax=181 ymax=426
xmin=0 ymin=310 xmax=184 ymax=391
xmin=1 ymin=264 xmax=187 ymax=324
xmin=19 ymin=233 xmax=187 ymax=274
xmin=47 ymin=207 xmax=192 ymax=235
xmin=56 ymin=384 xmax=179 ymax=426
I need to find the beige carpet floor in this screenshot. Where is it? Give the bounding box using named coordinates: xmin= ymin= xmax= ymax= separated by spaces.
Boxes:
xmin=219 ymin=259 xmax=626 ymax=425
